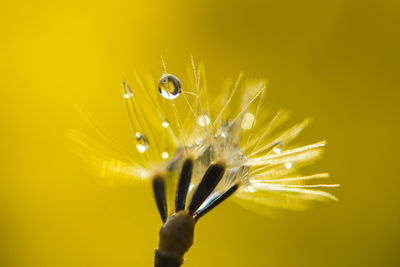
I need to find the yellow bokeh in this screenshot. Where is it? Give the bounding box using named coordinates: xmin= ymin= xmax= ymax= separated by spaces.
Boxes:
xmin=1 ymin=0 xmax=399 ymax=266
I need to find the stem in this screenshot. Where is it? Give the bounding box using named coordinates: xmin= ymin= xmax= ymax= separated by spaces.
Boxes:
xmin=154 ymin=211 xmax=195 ymax=267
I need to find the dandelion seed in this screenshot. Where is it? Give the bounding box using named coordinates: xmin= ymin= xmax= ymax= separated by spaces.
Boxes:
xmin=71 ymin=60 xmax=339 ymax=267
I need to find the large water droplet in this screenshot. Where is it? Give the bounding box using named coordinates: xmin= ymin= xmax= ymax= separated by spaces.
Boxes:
xmin=158 ymin=74 xmax=182 ymax=100
xmin=198 ymin=114 xmax=210 ymax=127
xmin=135 ymin=132 xmax=149 ymax=153
xmin=161 ymin=152 xmax=169 ymax=159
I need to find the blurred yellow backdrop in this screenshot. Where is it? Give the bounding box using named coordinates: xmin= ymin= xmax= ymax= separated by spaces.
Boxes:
xmin=1 ymin=0 xmax=399 ymax=266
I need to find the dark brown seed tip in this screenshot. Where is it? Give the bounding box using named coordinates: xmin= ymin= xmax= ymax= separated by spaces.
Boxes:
xmin=175 ymin=158 xmax=194 ymax=212
xmin=188 ymin=163 xmax=226 ymax=215
xmin=194 ymin=183 xmax=240 ymax=222
xmin=153 ymin=175 xmax=168 ymax=223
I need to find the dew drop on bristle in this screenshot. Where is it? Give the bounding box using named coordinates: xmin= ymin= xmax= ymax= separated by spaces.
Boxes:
xmin=198 ymin=115 xmax=210 ymax=127
xmin=285 ymin=162 xmax=293 ymax=169
xmin=241 ymin=112 xmax=255 ymax=129
xmin=161 ymin=119 xmax=169 ymax=128
xmin=124 ymin=93 xmax=132 ymax=99
xmin=161 ymin=152 xmax=169 ymax=159
xmin=135 ymin=132 xmax=149 ymax=153
xmin=272 ymin=142 xmax=283 ymax=154
xmin=158 ymin=74 xmax=182 ymax=100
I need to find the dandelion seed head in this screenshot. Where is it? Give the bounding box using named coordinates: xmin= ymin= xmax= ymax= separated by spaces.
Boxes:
xmin=72 ymin=60 xmax=338 ymax=217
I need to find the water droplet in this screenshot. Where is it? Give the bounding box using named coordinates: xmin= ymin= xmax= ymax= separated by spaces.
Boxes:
xmin=285 ymin=162 xmax=293 ymax=169
xmin=198 ymin=114 xmax=210 ymax=127
xmin=241 ymin=112 xmax=255 ymax=130
xmin=161 ymin=152 xmax=169 ymax=159
xmin=195 ymin=137 xmax=203 ymax=145
xmin=135 ymin=132 xmax=149 ymax=153
xmin=247 ymin=186 xmax=256 ymax=193
xmin=273 ymin=147 xmax=281 ymax=153
xmin=161 ymin=119 xmax=169 ymax=128
xmin=123 ymin=81 xmax=134 ymax=99
xmin=272 ymin=142 xmax=283 ymax=154
xmin=158 ymin=74 xmax=182 ymax=100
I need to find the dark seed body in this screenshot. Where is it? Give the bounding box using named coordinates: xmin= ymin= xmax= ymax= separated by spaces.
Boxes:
xmin=153 ymin=176 xmax=168 ymax=222
xmin=175 ymin=158 xmax=194 ymax=212
xmin=194 ymin=183 xmax=239 ymax=222
xmin=188 ymin=163 xmax=226 ymax=215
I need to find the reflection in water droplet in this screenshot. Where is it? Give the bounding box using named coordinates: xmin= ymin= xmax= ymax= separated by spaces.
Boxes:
xmin=158 ymin=74 xmax=182 ymax=100
xmin=241 ymin=112 xmax=255 ymax=130
xmin=135 ymin=132 xmax=149 ymax=153
xmin=161 ymin=119 xmax=169 ymax=128
xmin=197 ymin=192 xmax=220 ymax=212
xmin=188 ymin=184 xmax=194 ymax=192
xmin=198 ymin=114 xmax=210 ymax=127
xmin=161 ymin=152 xmax=169 ymax=159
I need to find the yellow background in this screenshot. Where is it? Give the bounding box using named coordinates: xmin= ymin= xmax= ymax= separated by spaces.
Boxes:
xmin=1 ymin=0 xmax=399 ymax=266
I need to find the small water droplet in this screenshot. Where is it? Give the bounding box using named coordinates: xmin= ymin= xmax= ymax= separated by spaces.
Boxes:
xmin=197 ymin=114 xmax=210 ymax=127
xmin=123 ymin=81 xmax=133 ymax=98
xmin=273 ymin=147 xmax=281 ymax=153
xmin=195 ymin=137 xmax=202 ymax=145
xmin=241 ymin=112 xmax=255 ymax=130
xmin=124 ymin=93 xmax=132 ymax=99
xmin=161 ymin=119 xmax=169 ymax=128
xmin=161 ymin=152 xmax=169 ymax=159
xmin=272 ymin=142 xmax=283 ymax=154
xmin=247 ymin=186 xmax=256 ymax=193
xmin=158 ymin=74 xmax=182 ymax=100
xmin=285 ymin=162 xmax=293 ymax=169
xmin=135 ymin=132 xmax=149 ymax=153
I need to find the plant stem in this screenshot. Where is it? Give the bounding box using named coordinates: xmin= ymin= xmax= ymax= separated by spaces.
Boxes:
xmin=154 ymin=211 xmax=195 ymax=267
